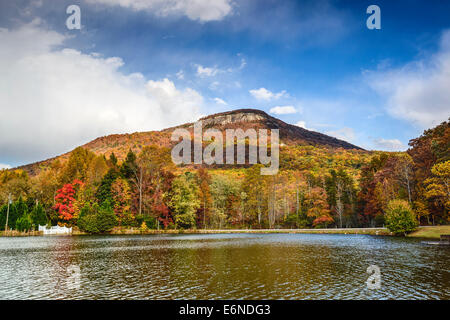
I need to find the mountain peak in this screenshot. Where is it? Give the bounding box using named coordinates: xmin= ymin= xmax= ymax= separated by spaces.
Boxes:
xmin=195 ymin=108 xmax=363 ymax=151
xmin=17 ymin=108 xmax=364 ymax=175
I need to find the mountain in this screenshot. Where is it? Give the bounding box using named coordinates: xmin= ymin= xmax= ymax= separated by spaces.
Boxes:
xmin=18 ymin=109 xmax=363 ymax=175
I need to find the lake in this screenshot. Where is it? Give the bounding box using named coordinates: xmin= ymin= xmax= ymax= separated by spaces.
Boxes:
xmin=0 ymin=233 xmax=448 ymax=299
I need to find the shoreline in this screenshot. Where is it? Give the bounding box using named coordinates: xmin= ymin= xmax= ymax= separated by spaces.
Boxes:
xmin=109 ymin=226 xmax=391 ymax=236
xmin=1 ymin=225 xmax=448 ymax=239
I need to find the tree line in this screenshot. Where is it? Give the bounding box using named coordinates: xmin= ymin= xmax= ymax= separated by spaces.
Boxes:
xmin=0 ymin=120 xmax=448 ymax=234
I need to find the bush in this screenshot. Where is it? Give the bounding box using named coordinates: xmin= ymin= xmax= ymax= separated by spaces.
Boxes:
xmin=385 ymin=199 xmax=418 ymax=236
xmin=78 ymin=202 xmax=117 ymax=234
xmin=136 ymin=214 xmax=158 ymax=229
xmin=16 ymin=215 xmax=32 ymax=232
xmin=140 ymin=222 xmax=149 ymax=233
xmin=96 ymin=203 xmax=118 ymax=233
xmin=77 ymin=204 xmax=98 ymax=234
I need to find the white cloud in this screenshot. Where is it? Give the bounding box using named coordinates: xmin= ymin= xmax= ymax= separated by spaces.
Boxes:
xmin=295 ymin=121 xmax=307 ymax=129
xmin=86 ymin=0 xmax=233 ymax=22
xmin=0 ymin=163 xmax=12 ymax=170
xmin=294 ymin=121 xmax=319 ymax=132
xmin=214 ymin=97 xmax=227 ymax=105
xmin=249 ymin=88 xmax=287 ymax=101
xmin=325 ymin=127 xmax=356 ymax=142
xmin=0 ymin=21 xmax=202 ymax=165
xmin=176 ymin=70 xmax=184 ymax=79
xmin=371 ymin=138 xmax=406 ymax=151
xmin=269 ymin=106 xmax=297 ymax=115
xmin=196 ymin=64 xmax=223 ymax=77
xmin=367 ymin=30 xmax=450 ymax=129
xmin=239 ymin=58 xmax=247 ymax=70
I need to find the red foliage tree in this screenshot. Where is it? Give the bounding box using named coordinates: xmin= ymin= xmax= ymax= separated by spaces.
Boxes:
xmin=53 ymin=180 xmax=84 ymax=221
xmin=312 ymin=215 xmax=334 ymax=228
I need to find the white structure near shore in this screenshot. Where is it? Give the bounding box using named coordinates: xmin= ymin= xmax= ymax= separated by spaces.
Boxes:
xmin=38 ymin=225 xmax=72 ymax=235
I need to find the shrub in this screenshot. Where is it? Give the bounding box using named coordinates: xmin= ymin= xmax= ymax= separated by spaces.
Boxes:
xmin=77 ymin=204 xmax=99 ymax=234
xmin=140 ymin=222 xmax=149 ymax=233
xmin=77 ymin=202 xmax=117 ymax=234
xmin=16 ymin=215 xmax=32 ymax=232
xmin=136 ymin=215 xmax=158 ymax=229
xmin=96 ymin=203 xmax=117 ymax=233
xmin=385 ymin=199 xmax=418 ymax=236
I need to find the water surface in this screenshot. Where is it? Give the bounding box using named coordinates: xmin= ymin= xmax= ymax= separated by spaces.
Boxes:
xmin=0 ymin=233 xmax=448 ymax=299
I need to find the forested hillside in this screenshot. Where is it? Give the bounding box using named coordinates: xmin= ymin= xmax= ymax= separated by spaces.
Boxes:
xmin=0 ymin=110 xmax=448 ymax=233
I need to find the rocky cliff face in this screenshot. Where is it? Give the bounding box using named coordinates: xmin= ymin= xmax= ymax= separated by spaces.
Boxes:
xmin=199 ymin=110 xmax=268 ymax=127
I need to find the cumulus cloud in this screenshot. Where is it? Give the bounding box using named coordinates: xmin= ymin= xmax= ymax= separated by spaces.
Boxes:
xmin=325 ymin=127 xmax=356 ymax=142
xmin=269 ymin=105 xmax=297 ymax=115
xmin=249 ymin=88 xmax=287 ymax=101
xmin=367 ymin=30 xmax=450 ymax=129
xmin=0 ymin=20 xmax=202 ymax=166
xmin=371 ymin=138 xmax=406 ymax=151
xmin=86 ymin=0 xmax=234 ymax=22
xmin=295 ymin=121 xmax=309 ymax=129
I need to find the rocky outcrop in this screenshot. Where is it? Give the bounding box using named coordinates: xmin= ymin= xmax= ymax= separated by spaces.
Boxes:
xmin=200 ymin=111 xmax=267 ymax=127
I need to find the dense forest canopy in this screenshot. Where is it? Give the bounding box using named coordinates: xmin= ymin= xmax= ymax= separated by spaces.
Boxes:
xmin=0 ymin=119 xmax=448 ymax=233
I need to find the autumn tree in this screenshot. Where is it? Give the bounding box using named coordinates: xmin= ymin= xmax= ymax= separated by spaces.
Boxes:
xmin=0 ymin=170 xmax=31 ymax=205
xmin=305 ymin=187 xmax=331 ymax=226
xmin=210 ymin=174 xmax=240 ymax=228
xmin=326 ymin=169 xmax=356 ymax=228
xmin=408 ymin=119 xmax=449 ymax=224
xmin=111 ymin=177 xmax=133 ymax=226
xmin=87 ymin=155 xmax=109 ymax=186
xmin=358 ymin=153 xmax=389 ymax=226
xmin=135 ymin=146 xmax=175 ymax=228
xmin=60 ymin=147 xmax=95 ymax=184
xmin=30 ymin=164 xmax=60 ymax=208
xmin=242 ymin=164 xmax=268 ymax=227
xmin=170 ymin=172 xmax=200 ymax=229
xmin=53 ymin=180 xmax=84 ymax=221
xmin=424 ymin=160 xmax=450 ymax=223
xmin=196 ymin=168 xmax=212 ymax=229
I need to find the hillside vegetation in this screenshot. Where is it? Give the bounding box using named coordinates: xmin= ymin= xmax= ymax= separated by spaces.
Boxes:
xmin=0 ymin=110 xmax=448 ymax=234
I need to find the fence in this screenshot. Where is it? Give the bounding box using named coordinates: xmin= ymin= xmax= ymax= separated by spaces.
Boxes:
xmin=38 ymin=225 xmax=72 ymax=235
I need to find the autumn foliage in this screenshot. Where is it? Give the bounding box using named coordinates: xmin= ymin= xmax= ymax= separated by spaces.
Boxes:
xmin=0 ymin=116 xmax=448 ymax=233
xmin=53 ymin=180 xmax=84 ymax=221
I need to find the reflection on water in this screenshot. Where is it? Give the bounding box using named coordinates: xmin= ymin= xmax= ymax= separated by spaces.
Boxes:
xmin=0 ymin=233 xmax=448 ymax=299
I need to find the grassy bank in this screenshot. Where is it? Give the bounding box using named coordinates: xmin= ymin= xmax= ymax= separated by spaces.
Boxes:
xmin=110 ymin=226 xmax=449 ymax=238
xmin=0 ymin=230 xmax=42 ymax=237
xmin=407 ymin=225 xmax=450 ymax=240
xmin=109 ymin=226 xmax=391 ymax=236
xmin=1 ymin=226 xmax=448 ymax=239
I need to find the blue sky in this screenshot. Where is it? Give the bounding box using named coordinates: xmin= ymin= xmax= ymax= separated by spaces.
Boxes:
xmin=1 ymin=0 xmax=450 ymax=167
